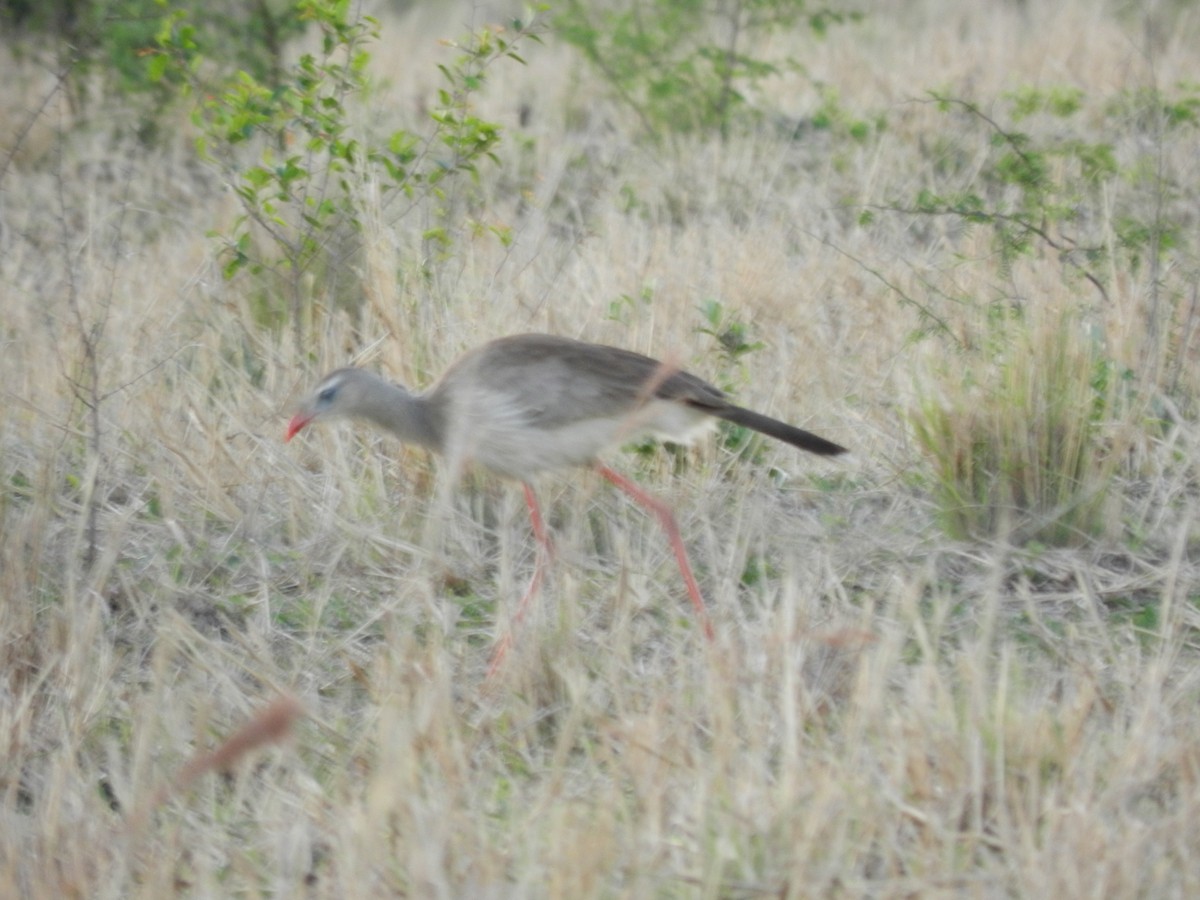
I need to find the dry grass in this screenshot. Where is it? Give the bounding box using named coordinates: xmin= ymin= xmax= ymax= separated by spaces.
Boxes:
xmin=2 ymin=0 xmax=1200 ymax=896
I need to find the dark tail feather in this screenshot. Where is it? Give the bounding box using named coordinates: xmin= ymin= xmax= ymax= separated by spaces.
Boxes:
xmin=713 ymin=405 xmax=847 ymax=456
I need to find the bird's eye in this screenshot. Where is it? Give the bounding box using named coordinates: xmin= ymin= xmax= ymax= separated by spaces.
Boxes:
xmin=317 ymin=386 xmax=337 ymax=404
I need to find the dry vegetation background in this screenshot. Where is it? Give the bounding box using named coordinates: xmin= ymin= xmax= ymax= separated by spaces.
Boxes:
xmin=3 ymin=0 xmax=1200 ymax=896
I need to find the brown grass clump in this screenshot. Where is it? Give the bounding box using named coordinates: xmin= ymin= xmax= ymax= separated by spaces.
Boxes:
xmin=2 ymin=0 xmax=1199 ymax=896
xmin=910 ymin=299 xmax=1132 ymax=544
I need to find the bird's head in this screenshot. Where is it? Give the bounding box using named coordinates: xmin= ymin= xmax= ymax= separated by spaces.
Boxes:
xmin=285 ymin=368 xmax=377 ymax=441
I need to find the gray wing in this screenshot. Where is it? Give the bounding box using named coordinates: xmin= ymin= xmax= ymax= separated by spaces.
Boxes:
xmin=433 ymin=333 xmax=726 ymax=430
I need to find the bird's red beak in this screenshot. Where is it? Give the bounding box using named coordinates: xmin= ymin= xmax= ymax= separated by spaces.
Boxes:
xmin=285 ymin=413 xmax=312 ymax=442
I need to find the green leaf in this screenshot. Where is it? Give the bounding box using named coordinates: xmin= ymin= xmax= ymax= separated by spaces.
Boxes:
xmin=145 ymin=53 xmax=169 ymax=84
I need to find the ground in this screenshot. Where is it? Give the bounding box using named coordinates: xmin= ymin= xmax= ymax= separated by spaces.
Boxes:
xmin=2 ymin=0 xmax=1199 ymax=896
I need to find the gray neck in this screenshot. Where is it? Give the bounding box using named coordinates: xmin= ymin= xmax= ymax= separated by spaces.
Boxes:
xmin=353 ymin=378 xmax=444 ymax=453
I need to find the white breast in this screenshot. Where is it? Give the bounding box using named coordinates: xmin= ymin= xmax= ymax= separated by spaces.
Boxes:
xmin=445 ymin=394 xmax=714 ymax=481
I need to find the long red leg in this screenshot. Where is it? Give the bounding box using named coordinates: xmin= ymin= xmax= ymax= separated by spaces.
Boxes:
xmin=487 ymin=482 xmax=553 ymax=677
xmin=595 ymin=464 xmax=715 ymax=640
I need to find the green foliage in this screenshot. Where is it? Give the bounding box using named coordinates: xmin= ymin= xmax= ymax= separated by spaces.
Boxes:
xmin=906 ymin=84 xmax=1198 ymax=298
xmin=555 ymin=0 xmax=860 ymax=140
xmin=697 ymin=299 xmax=772 ymax=460
xmin=605 ymin=284 xmax=655 ymax=325
xmin=151 ymin=0 xmax=544 ymax=347
xmin=808 ymin=82 xmax=879 ymax=143
xmin=1105 ymin=83 xmax=1200 ymax=129
xmin=697 ymin=297 xmax=765 ymax=375
xmin=2 ymin=0 xmax=304 ymax=129
xmin=1007 ymin=85 xmax=1085 ymax=120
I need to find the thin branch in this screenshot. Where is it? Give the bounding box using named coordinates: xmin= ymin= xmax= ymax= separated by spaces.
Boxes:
xmin=0 ymin=64 xmax=70 ymax=188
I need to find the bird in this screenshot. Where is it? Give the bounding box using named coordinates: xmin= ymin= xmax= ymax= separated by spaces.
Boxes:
xmin=285 ymin=332 xmax=846 ymax=670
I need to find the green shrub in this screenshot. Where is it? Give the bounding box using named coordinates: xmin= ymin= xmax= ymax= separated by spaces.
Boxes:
xmin=555 ymin=0 xmax=859 ymax=141
xmin=151 ymin=0 xmax=543 ymax=348
xmin=1 ymin=0 xmax=304 ymax=128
